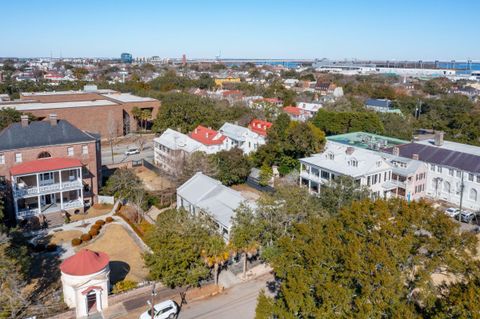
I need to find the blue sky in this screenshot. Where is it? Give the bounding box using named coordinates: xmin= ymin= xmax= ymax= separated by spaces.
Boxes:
xmin=1 ymin=0 xmax=479 ymax=60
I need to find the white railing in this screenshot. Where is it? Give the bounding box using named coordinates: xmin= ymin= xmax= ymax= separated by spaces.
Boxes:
xmin=13 ymin=180 xmax=82 ymax=198
xmin=17 ymin=208 xmax=39 ymax=218
xmin=63 ymin=200 xmax=83 ymax=209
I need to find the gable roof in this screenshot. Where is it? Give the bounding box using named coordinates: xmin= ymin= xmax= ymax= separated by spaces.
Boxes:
xmin=248 ymin=119 xmax=272 ymax=137
xmin=385 ymin=143 xmax=480 ymax=174
xmin=219 ymin=122 xmax=259 ymax=142
xmin=177 ymin=172 xmax=250 ymax=229
xmin=0 ymin=119 xmax=97 ymax=151
xmin=189 ymin=125 xmax=226 ymax=145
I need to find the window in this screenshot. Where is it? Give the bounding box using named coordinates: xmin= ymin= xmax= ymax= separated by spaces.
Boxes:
xmin=349 ymin=159 xmax=358 ymax=167
xmin=437 ymin=166 xmax=442 ymax=173
xmin=321 ymin=170 xmax=330 ymax=180
xmin=67 ymin=147 xmax=74 ymax=156
xmin=82 ymin=145 xmax=88 ymax=155
xmin=15 ymin=153 xmax=22 ymax=163
xmin=367 ymin=176 xmax=371 ymax=186
xmin=431 ymin=164 xmax=435 ymax=171
xmin=477 ymin=175 xmax=480 ymax=183
xmin=38 ymin=151 xmax=51 ymax=159
xmin=469 ymin=188 xmax=478 ymax=201
xmin=444 ymin=181 xmax=451 ymax=193
xmin=0 ymin=154 xmax=4 ymax=165
xmin=449 ymin=169 xmax=454 ymax=176
xmin=327 ymin=153 xmax=334 ymax=160
xmin=456 ymin=170 xmax=461 ymax=178
xmin=469 ymin=173 xmax=474 ymax=182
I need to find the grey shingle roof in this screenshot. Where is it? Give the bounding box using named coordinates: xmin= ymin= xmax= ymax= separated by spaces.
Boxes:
xmin=0 ymin=120 xmax=97 ymax=151
xmin=386 ymin=143 xmax=480 ymax=174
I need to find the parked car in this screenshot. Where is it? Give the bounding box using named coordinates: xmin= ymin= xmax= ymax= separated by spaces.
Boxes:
xmin=444 ymin=207 xmax=460 ymax=218
xmin=125 ymin=148 xmax=140 ymax=156
xmin=139 ymin=300 xmax=178 ymax=319
xmin=460 ymin=211 xmax=476 ymax=223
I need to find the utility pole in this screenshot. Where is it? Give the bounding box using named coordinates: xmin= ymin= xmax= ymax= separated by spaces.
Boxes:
xmin=150 ymin=282 xmax=156 ymax=319
xmin=458 ymin=171 xmax=465 ymax=222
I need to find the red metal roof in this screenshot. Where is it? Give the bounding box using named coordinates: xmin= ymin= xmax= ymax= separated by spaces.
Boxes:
xmin=248 ymin=119 xmax=272 ymax=136
xmin=283 ymin=106 xmax=302 ymax=116
xmin=10 ymin=157 xmax=82 ymax=176
xmin=60 ymin=249 xmax=110 ymax=276
xmin=189 ymin=125 xmax=226 ymax=145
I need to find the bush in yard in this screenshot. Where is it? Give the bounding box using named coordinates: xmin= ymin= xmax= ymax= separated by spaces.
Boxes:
xmin=95 ymin=220 xmax=105 ymax=226
xmin=89 ymin=229 xmax=99 ymax=237
xmin=46 ymin=244 xmax=57 ymax=252
xmin=71 ymin=238 xmax=82 ymax=246
xmin=80 ymin=234 xmax=92 ymax=242
xmin=112 ymin=280 xmax=138 ymax=294
xmin=106 ymin=216 xmax=114 ymax=223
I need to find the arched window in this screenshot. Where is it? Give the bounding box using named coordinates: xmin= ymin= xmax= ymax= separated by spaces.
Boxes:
xmin=38 ymin=151 xmax=51 ymax=159
xmin=470 ymin=188 xmax=478 ymax=201
xmin=444 ymin=181 xmax=451 ymax=193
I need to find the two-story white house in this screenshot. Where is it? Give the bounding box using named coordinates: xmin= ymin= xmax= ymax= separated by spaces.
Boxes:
xmin=299 ymin=141 xmax=395 ymax=199
xmin=219 ymin=122 xmax=266 ymax=155
xmin=189 ymin=125 xmax=230 ymax=154
xmin=391 ymin=136 xmax=480 ymax=212
xmin=153 ymin=128 xmax=204 ymax=174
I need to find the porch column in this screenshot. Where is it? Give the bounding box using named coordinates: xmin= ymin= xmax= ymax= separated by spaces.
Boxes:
xmin=60 ymin=191 xmax=64 ymax=209
xmin=59 ymin=170 xmax=63 ymax=188
xmin=36 ymin=173 xmax=40 ymax=193
xmin=308 ymin=180 xmax=311 ymax=193
xmin=38 ymin=195 xmax=42 ymax=214
xmin=95 ymin=290 xmax=102 ymax=312
xmin=13 ymin=199 xmax=18 ymax=217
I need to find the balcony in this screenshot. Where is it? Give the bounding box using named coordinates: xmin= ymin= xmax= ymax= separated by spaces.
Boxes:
xmin=13 ymin=179 xmax=83 ymax=198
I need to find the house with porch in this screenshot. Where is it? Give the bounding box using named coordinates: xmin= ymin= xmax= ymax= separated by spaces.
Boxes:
xmin=0 ymin=114 xmax=101 ymax=225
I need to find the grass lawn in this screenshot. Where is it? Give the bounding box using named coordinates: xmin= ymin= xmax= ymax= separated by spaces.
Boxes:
xmin=134 ymin=167 xmax=172 ymax=191
xmin=81 ymin=223 xmax=148 ymax=284
xmin=50 ymin=230 xmax=83 ymax=246
xmin=70 ymin=203 xmax=113 ymax=222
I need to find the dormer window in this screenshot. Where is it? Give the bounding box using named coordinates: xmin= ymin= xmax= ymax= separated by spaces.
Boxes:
xmin=376 ymin=161 xmax=381 ymax=167
xmin=327 ymin=152 xmax=334 ymax=160
xmin=348 ymin=159 xmax=358 ymax=167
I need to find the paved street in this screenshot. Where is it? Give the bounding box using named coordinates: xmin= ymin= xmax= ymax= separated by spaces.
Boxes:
xmin=101 ymin=140 xmax=154 ymax=166
xmin=178 ymin=273 xmax=273 ymax=319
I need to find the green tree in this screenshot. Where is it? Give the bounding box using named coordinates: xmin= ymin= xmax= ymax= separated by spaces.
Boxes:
xmin=256 ymin=199 xmax=480 ymax=318
xmin=230 ymin=204 xmax=260 ymax=279
xmin=143 ymin=209 xmax=212 ymax=292
xmin=102 ymin=168 xmax=145 ymax=201
xmin=258 ymin=163 xmax=273 ymax=187
xmin=72 ymin=67 xmax=88 ymax=80
xmin=0 ymin=108 xmax=36 ymax=131
xmin=214 ymin=148 xmax=252 ymax=186
xmin=201 ymin=235 xmax=230 ymax=285
xmin=318 ymin=175 xmax=370 ymax=215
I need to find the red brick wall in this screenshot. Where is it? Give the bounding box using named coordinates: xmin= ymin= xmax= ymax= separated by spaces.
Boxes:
xmin=0 ymin=141 xmax=101 ymax=203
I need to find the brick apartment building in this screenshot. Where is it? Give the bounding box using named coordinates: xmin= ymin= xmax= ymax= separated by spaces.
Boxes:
xmin=0 ymin=85 xmax=160 ymax=138
xmin=0 ymin=114 xmax=101 ymax=225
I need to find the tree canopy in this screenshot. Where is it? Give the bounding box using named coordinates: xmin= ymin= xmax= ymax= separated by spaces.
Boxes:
xmin=255 ymin=199 xmax=480 ymax=318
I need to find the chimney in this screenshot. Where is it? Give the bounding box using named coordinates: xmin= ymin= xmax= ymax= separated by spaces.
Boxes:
xmin=21 ymin=115 xmax=29 ymax=127
xmin=345 ymin=147 xmax=355 ymax=155
xmin=393 ymin=146 xmax=400 ymax=156
xmin=49 ymin=114 xmax=58 ymax=126
xmin=412 ymin=153 xmax=419 ymax=160
xmin=434 ymin=131 xmax=444 ymax=146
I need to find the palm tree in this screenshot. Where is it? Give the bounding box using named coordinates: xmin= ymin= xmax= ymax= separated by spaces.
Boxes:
xmin=131 ymin=107 xmax=142 ymax=132
xmin=201 ymin=236 xmax=230 ymax=285
xmin=140 ymin=109 xmax=152 ymax=131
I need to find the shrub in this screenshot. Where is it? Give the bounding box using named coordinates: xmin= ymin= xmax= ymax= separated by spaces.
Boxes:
xmin=89 ymin=229 xmax=99 ymax=237
xmin=112 ymin=280 xmax=138 ymax=294
xmin=95 ymin=220 xmax=105 ymax=226
xmin=80 ymin=234 xmax=92 ymax=242
xmin=106 ymin=216 xmax=114 ymax=223
xmin=72 ymin=238 xmax=82 ymax=246
xmin=91 ymin=224 xmax=101 ymax=231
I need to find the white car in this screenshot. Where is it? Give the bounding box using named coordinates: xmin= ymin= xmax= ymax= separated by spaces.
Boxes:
xmin=444 ymin=207 xmax=460 ymax=218
xmin=139 ymin=300 xmax=178 ymax=319
xmin=125 ymin=148 xmax=140 ymax=156
xmin=460 ymin=211 xmax=476 ymax=223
